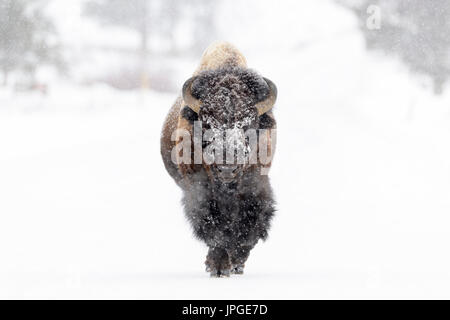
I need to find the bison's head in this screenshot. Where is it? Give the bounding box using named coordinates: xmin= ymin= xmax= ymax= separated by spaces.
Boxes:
xmin=182 ymin=67 xmax=277 ymax=183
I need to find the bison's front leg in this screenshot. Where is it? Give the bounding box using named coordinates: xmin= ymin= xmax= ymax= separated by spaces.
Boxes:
xmin=229 ymin=245 xmax=253 ymax=275
xmin=205 ymin=247 xmax=231 ymax=277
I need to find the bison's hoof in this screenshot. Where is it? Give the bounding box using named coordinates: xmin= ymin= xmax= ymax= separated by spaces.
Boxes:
xmin=210 ymin=269 xmax=231 ymax=278
xmin=231 ymin=265 xmax=244 ymax=275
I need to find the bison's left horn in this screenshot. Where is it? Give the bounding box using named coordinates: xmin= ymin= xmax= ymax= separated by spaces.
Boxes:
xmin=182 ymin=76 xmax=202 ymax=113
xmin=255 ymin=77 xmax=277 ymax=116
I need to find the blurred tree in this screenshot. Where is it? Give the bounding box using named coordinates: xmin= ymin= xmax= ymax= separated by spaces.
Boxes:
xmin=84 ymin=0 xmax=151 ymax=55
xmin=84 ymin=0 xmax=221 ymax=89
xmin=160 ymin=0 xmax=181 ymax=53
xmin=0 ymin=0 xmax=62 ymax=86
xmin=84 ymin=0 xmax=153 ymax=88
xmin=84 ymin=0 xmax=222 ymax=54
xmin=188 ymin=0 xmax=220 ymax=53
xmin=339 ymin=0 xmax=450 ymax=94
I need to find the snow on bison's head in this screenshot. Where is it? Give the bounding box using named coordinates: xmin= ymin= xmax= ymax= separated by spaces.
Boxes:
xmin=181 ymin=66 xmax=277 ymax=183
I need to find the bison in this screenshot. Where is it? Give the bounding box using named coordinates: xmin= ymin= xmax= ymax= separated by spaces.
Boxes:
xmin=161 ymin=42 xmax=277 ymax=277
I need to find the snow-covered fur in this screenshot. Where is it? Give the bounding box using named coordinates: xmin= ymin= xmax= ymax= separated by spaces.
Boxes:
xmin=194 ymin=41 xmax=248 ymax=75
xmin=182 ymin=164 xmax=275 ymax=276
xmin=183 ymin=67 xmax=276 ymax=276
xmin=160 ymin=42 xmax=277 ymax=277
xmin=191 ymin=67 xmax=272 ymax=128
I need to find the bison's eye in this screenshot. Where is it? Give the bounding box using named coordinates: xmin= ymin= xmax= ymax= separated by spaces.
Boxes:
xmin=259 ymin=113 xmax=275 ymax=129
xmin=181 ymin=106 xmax=198 ymax=123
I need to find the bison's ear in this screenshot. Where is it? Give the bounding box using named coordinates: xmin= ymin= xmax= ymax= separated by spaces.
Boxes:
xmin=255 ymin=77 xmax=277 ymax=116
xmin=182 ymin=77 xmax=202 ymax=113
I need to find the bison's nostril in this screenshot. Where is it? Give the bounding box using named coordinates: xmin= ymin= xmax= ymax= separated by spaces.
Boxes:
xmin=217 ymin=165 xmax=238 ymax=173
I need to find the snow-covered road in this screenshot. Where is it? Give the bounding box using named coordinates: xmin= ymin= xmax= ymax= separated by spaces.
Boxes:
xmin=1 ymin=77 xmax=450 ymax=299
xmin=1 ymin=0 xmax=450 ymax=299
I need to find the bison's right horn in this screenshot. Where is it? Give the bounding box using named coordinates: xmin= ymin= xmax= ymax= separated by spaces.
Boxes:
xmin=255 ymin=77 xmax=277 ymax=116
xmin=182 ymin=77 xmax=202 ymax=113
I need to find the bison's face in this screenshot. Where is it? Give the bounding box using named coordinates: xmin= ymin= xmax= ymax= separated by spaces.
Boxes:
xmin=182 ymin=67 xmax=277 ymax=183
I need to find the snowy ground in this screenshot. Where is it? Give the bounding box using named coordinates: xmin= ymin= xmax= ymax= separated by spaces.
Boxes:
xmin=1 ymin=0 xmax=450 ymax=299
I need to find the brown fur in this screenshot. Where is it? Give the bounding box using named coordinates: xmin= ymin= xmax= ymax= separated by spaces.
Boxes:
xmin=160 ymin=42 xmax=277 ymax=277
xmin=161 ymin=42 xmax=255 ymax=187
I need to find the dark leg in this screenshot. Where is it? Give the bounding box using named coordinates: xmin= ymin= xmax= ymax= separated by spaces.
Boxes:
xmin=229 ymin=245 xmax=253 ymax=275
xmin=205 ymin=247 xmax=231 ymax=277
